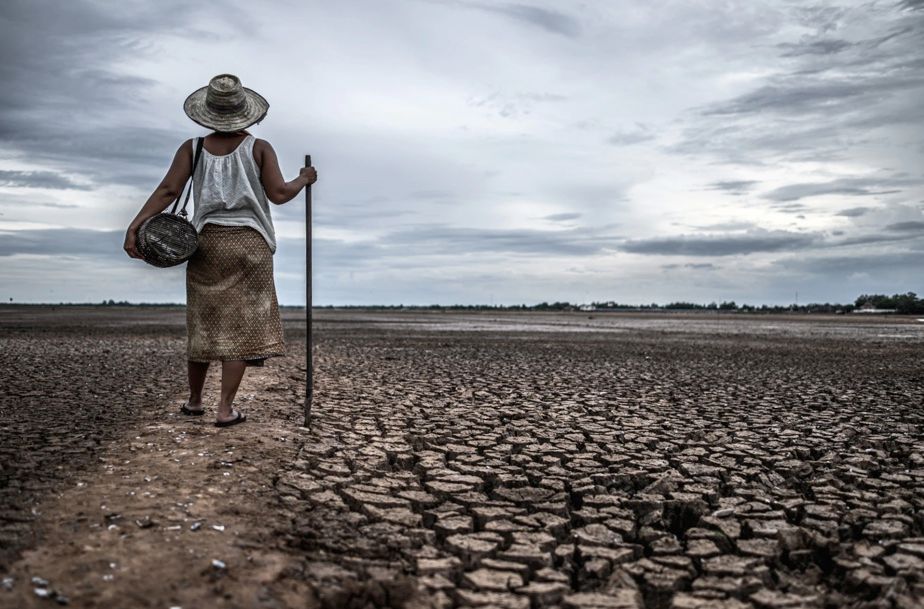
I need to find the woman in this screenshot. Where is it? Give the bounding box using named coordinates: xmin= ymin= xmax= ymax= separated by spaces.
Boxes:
xmin=123 ymin=74 xmax=317 ymax=428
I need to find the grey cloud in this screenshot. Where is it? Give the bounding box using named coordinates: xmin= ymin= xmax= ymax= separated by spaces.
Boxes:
xmin=458 ymin=2 xmax=581 ymax=37
xmin=313 ymin=206 xmax=414 ymax=228
xmin=542 ymin=212 xmax=581 ymax=221
xmin=689 ymin=221 xmax=757 ymax=231
xmin=778 ymin=38 xmax=853 ymax=57
xmin=607 ymin=125 xmax=655 ymax=146
xmin=621 ymin=230 xmax=818 ymax=256
xmin=763 ymin=177 xmax=915 ymax=202
xmin=773 ymin=203 xmax=810 ymax=214
xmin=706 ymin=180 xmax=759 ymax=196
xmin=467 ymin=90 xmax=566 ymax=119
xmin=672 ymin=4 xmax=924 ymax=167
xmin=662 ymin=263 xmax=716 ymax=270
xmin=0 ymin=170 xmax=92 ymax=190
xmin=275 ymin=223 xmax=623 ymax=274
xmin=622 ymin=226 xmax=921 ymax=259
xmin=408 ymin=189 xmax=454 ymax=200
xmin=702 ymin=77 xmax=922 ymax=117
xmin=829 ymin=231 xmax=921 ymax=247
xmin=0 ymin=228 xmax=124 ymax=257
xmin=774 ymin=251 xmax=920 ymax=276
xmin=0 ymin=1 xmax=248 ymax=188
xmin=383 ymin=223 xmax=616 ymax=256
xmin=885 ymin=220 xmax=924 ymax=231
xmin=836 ymin=206 xmax=873 ymax=217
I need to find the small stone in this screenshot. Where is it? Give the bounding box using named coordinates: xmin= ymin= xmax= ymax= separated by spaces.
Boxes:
xmin=34 ymin=588 xmax=51 ymax=598
xmin=190 ymin=522 xmax=202 ymax=531
xmin=211 ymin=559 xmax=227 ymax=570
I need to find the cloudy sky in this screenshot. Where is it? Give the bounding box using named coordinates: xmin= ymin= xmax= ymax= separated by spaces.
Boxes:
xmin=1 ymin=0 xmax=923 ymax=306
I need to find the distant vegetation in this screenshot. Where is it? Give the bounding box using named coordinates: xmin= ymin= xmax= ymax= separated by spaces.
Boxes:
xmin=3 ymin=293 xmax=923 ymax=314
xmin=853 ymin=292 xmax=924 ymax=314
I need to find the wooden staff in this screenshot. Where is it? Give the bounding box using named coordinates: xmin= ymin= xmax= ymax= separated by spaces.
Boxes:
xmin=304 ymin=154 xmax=313 ymax=428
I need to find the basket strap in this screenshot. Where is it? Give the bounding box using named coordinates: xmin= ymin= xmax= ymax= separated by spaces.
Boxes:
xmin=169 ymin=137 xmax=205 ymax=217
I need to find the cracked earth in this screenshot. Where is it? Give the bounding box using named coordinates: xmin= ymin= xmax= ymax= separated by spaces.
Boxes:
xmin=1 ymin=308 xmax=923 ymax=609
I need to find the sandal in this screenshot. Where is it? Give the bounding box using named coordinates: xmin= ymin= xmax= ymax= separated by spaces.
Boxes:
xmin=215 ymin=411 xmax=247 ymax=428
xmin=180 ymin=402 xmax=205 ymax=416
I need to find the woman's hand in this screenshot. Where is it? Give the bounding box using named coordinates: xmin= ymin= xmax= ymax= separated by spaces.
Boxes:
xmin=299 ymin=165 xmax=318 ymax=186
xmin=124 ymin=225 xmax=142 ymax=259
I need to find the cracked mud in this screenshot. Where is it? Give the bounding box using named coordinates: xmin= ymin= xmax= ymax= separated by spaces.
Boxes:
xmin=1 ymin=308 xmax=923 ymax=609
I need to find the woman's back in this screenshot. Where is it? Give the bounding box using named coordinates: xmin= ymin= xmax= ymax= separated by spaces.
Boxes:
xmin=191 ymin=132 xmax=277 ymax=254
xmin=202 ymin=132 xmax=249 ymax=156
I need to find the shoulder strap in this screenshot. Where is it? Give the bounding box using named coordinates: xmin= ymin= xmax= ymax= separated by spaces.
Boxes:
xmin=170 ymin=137 xmax=205 ymax=217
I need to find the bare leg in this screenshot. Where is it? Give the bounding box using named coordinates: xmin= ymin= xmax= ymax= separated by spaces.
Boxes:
xmin=217 ymin=360 xmax=247 ymax=422
xmin=187 ymin=361 xmax=210 ymax=410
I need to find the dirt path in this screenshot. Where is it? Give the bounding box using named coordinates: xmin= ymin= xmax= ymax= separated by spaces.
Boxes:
xmin=2 ymin=350 xmax=317 ymax=609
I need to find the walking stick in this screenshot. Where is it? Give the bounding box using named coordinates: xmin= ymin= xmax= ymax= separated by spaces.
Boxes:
xmin=304 ymin=154 xmax=313 ymax=428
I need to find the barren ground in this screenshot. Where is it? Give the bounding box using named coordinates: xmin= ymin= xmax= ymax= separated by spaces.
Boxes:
xmin=1 ymin=307 xmax=923 ymax=609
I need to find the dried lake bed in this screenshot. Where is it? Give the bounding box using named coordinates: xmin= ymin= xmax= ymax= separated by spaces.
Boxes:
xmin=1 ymin=307 xmax=922 ymax=608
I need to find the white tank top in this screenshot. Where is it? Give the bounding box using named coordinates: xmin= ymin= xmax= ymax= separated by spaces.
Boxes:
xmin=190 ymin=134 xmax=277 ymax=253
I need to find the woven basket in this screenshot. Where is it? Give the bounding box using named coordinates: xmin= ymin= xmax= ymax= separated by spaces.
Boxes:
xmin=137 ymin=213 xmax=199 ymax=267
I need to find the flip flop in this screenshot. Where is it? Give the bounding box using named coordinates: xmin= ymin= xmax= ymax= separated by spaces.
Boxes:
xmin=215 ymin=411 xmax=247 ymax=428
xmin=180 ymin=402 xmax=205 ymax=416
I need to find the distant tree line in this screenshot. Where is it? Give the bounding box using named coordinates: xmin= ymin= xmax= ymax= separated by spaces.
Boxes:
xmin=854 ymin=292 xmax=924 ymax=314
xmin=3 ymin=292 xmax=922 ymax=314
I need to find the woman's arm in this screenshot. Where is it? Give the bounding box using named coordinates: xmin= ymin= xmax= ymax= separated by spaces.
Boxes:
xmin=254 ymin=139 xmax=317 ymax=204
xmin=123 ymin=140 xmax=194 ymax=258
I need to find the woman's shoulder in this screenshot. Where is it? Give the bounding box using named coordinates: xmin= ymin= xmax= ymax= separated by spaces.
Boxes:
xmin=170 ymin=138 xmax=195 ymax=163
xmin=251 ymin=138 xmax=277 ymax=167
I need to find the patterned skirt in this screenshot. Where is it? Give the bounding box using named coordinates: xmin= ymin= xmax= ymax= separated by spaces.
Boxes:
xmin=186 ymin=224 xmax=286 ymax=364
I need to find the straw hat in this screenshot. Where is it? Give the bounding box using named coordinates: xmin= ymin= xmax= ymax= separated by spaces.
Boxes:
xmin=183 ymin=74 xmax=269 ymax=132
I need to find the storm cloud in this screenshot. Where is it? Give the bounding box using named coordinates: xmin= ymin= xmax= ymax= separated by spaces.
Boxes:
xmin=1 ymin=1 xmax=923 ymax=306
xmin=622 ymin=231 xmax=819 ymax=257
xmin=762 ymin=177 xmax=917 ymax=202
